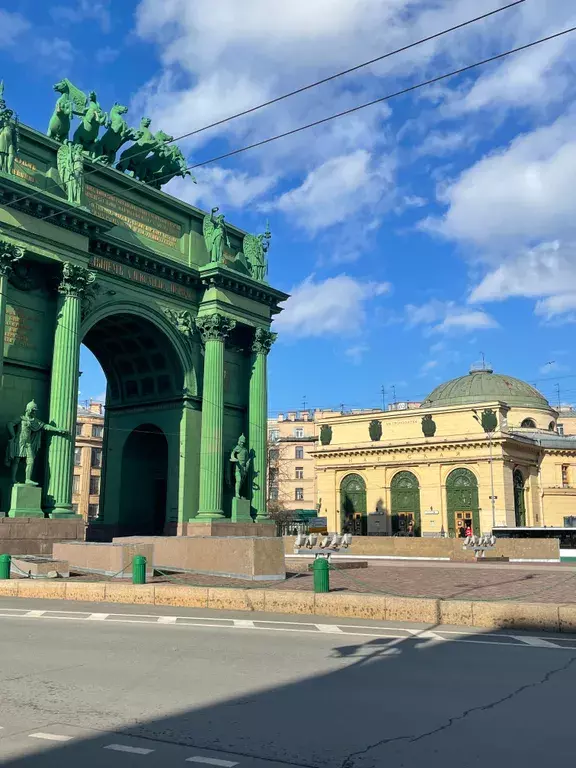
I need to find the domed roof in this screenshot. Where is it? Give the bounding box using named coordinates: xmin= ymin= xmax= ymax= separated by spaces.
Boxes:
xmin=421 ymin=367 xmax=550 ymax=410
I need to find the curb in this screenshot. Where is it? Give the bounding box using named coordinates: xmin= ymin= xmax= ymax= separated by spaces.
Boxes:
xmin=0 ymin=580 xmax=574 ymax=632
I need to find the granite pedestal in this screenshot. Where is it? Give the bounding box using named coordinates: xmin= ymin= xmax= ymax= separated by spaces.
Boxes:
xmin=8 ymin=484 xmax=44 ymax=518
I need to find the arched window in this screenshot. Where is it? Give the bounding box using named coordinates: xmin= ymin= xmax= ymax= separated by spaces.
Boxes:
xmin=548 ymin=421 xmax=556 ymax=432
xmin=521 ymin=418 xmax=536 ymax=429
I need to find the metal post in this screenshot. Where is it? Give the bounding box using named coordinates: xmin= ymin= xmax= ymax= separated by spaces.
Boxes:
xmin=0 ymin=554 xmax=11 ymax=580
xmin=132 ymin=555 xmax=146 ymax=585
xmin=313 ymin=557 xmax=330 ymax=593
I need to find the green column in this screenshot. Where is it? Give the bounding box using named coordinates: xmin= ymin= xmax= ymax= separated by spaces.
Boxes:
xmin=0 ymin=242 xmax=24 ymax=384
xmin=46 ymin=263 xmax=95 ymax=518
xmin=196 ymin=313 xmax=236 ymax=520
xmin=249 ymin=328 xmax=276 ymax=521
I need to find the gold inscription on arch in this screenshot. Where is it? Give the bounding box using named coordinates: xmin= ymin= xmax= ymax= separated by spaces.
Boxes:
xmin=89 ymin=255 xmax=195 ymax=301
xmin=85 ymin=185 xmax=182 ymax=248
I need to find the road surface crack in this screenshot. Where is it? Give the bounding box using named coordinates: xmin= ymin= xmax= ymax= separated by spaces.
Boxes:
xmin=340 ymin=654 xmax=576 ymax=767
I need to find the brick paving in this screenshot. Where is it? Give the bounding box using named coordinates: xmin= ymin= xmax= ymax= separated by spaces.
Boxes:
xmin=26 ymin=560 xmax=575 ymax=603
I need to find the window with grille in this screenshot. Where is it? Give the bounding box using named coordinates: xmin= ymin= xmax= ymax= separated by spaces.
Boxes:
xmin=269 ymin=449 xmax=279 ymax=461
xmin=92 ymin=424 xmax=103 ymax=438
xmin=75 ymin=423 xmax=82 ymax=437
xmin=89 ymin=476 xmax=100 ymax=495
xmin=269 ymin=467 xmax=279 ymax=483
xmin=294 ymin=428 xmax=304 ymax=438
xmin=88 ymin=504 xmax=99 ymax=521
xmin=72 ymin=475 xmax=80 ymax=494
xmin=269 ymin=487 xmax=279 ymax=501
xmin=91 ymin=448 xmax=102 ymax=468
xmin=562 ymin=465 xmax=570 ymax=488
xmin=295 ymin=446 xmax=304 ymax=459
xmin=74 ymin=447 xmax=82 ymax=466
xmin=295 ymin=467 xmax=304 ymax=479
xmin=295 ymin=487 xmax=304 ymax=501
xmin=269 ymin=429 xmax=279 ymax=441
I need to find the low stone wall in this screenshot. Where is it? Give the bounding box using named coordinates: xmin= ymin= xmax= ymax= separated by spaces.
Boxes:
xmin=1 ymin=580 xmax=574 ymax=632
xmin=0 ymin=517 xmax=85 ymax=556
xmin=53 ymin=541 xmax=154 ymax=578
xmin=284 ymin=536 xmax=560 ymax=562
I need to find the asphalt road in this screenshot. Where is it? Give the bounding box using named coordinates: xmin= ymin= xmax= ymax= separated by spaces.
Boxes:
xmin=1 ymin=598 xmax=576 ymax=768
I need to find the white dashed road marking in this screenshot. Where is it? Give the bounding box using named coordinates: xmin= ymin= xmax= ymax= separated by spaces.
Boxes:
xmin=25 ymin=610 xmax=45 ymax=618
xmin=157 ymin=615 xmax=178 ymax=624
xmin=315 ymin=623 xmax=344 ymax=633
xmin=87 ymin=613 xmax=109 ymax=621
xmin=104 ymin=744 xmax=154 ymax=755
xmin=28 ymin=733 xmax=72 ymax=742
xmin=233 ymin=619 xmax=255 ymax=628
xmin=512 ymin=635 xmax=560 ymax=648
xmin=185 ymin=757 xmax=239 ymax=767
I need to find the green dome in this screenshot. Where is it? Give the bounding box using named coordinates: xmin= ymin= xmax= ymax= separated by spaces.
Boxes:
xmin=421 ymin=367 xmax=550 ymax=409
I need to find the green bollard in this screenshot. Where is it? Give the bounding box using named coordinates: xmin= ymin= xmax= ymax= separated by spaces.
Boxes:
xmin=132 ymin=555 xmax=146 ymax=585
xmin=0 ymin=554 xmax=11 ymax=580
xmin=313 ymin=557 xmax=330 ymax=593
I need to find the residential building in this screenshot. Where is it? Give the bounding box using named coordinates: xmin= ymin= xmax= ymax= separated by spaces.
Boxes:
xmin=73 ymin=401 xmax=104 ymax=522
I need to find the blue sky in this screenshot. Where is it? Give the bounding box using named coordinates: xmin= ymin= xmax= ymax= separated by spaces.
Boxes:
xmin=1 ymin=0 xmax=575 ymax=412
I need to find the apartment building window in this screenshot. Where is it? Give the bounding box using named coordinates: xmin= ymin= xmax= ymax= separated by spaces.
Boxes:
xmin=562 ymin=464 xmax=570 ymax=488
xmin=269 ymin=449 xmax=279 ymax=461
xmin=295 ymin=487 xmax=304 ymax=501
xmin=74 ymin=447 xmax=82 ymax=466
xmin=558 ymin=423 xmax=565 ymax=436
xmin=295 ymin=446 xmax=304 ymax=460
xmin=269 ymin=467 xmax=279 ymax=484
xmin=72 ymin=475 xmax=80 ymax=494
xmin=75 ymin=423 xmax=82 ymax=437
xmin=269 ymin=487 xmax=279 ymax=501
xmin=294 ymin=427 xmax=304 ymax=438
xmin=88 ymin=504 xmax=99 ymax=522
xmin=269 ymin=429 xmax=279 ymax=441
xmin=91 ymin=448 xmax=102 ymax=469
xmin=71 ymin=503 xmax=79 ymax=515
xmin=295 ymin=467 xmax=304 ymax=480
xmin=89 ymin=476 xmax=100 ymax=496
xmin=92 ymin=424 xmax=103 ymax=438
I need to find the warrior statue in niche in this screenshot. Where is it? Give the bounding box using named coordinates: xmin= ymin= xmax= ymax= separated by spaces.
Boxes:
xmin=5 ymin=401 xmax=67 ymax=485
xmin=230 ymin=434 xmax=250 ymax=499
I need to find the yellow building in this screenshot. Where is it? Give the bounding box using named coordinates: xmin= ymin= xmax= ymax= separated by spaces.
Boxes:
xmin=313 ymin=367 xmax=576 ymax=536
xmin=267 ymin=411 xmax=319 ymax=512
xmin=72 ymin=401 xmax=104 ymax=522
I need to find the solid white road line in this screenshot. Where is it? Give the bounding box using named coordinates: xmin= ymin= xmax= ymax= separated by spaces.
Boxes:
xmin=25 ymin=610 xmax=46 ymax=618
xmin=185 ymin=757 xmax=239 ymax=767
xmin=29 ymin=733 xmax=73 ymax=742
xmin=157 ymin=616 xmax=178 ymax=624
xmin=513 ymin=635 xmax=561 ymax=648
xmin=315 ymin=623 xmax=344 ymax=633
xmin=104 ymin=744 xmax=154 ymax=755
xmin=87 ymin=613 xmax=109 ymax=621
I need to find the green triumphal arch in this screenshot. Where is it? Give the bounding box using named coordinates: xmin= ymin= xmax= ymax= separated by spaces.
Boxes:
xmin=0 ymin=80 xmax=287 ymax=537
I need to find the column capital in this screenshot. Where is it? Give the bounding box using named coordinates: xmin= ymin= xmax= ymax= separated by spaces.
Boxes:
xmin=0 ymin=241 xmax=24 ymax=277
xmin=252 ymin=327 xmax=277 ymax=356
xmin=58 ymin=262 xmax=96 ymax=298
xmin=196 ymin=313 xmax=236 ymax=343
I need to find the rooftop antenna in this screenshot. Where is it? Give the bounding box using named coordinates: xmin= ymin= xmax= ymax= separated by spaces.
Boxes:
xmin=480 ymin=351 xmax=486 ymax=369
xmin=340 ymin=402 xmax=345 ymax=414
xmin=391 ymin=385 xmax=397 ymax=404
xmin=556 ymin=382 xmax=561 ymax=409
xmin=381 ymin=385 xmax=386 ymax=411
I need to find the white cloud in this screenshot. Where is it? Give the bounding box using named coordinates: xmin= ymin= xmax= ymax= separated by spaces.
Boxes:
xmin=96 ymin=46 xmax=119 ymax=65
xmin=167 ymin=166 xmax=278 ymax=209
xmin=345 ymin=345 xmax=370 ymax=365
xmin=406 ymin=299 xmax=498 ymax=335
xmin=36 ymin=38 xmax=75 ymax=64
xmin=267 ymin=150 xmax=394 ymax=232
xmin=419 ymin=359 xmax=439 ymax=376
xmin=429 ymin=114 xmax=576 ymax=247
xmin=0 ymin=10 xmax=29 ymax=48
xmin=51 ymin=1 xmax=111 ymax=32
xmin=539 ymin=361 xmax=568 ymax=375
xmin=275 ymin=274 xmax=390 ymax=338
xmin=535 ymin=293 xmax=576 ymax=323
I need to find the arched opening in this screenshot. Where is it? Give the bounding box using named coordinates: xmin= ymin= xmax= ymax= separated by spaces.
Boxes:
xmin=446 ymin=468 xmax=479 ymax=537
xmin=78 ymin=312 xmax=184 ymax=536
xmin=548 ymin=421 xmax=556 ymax=432
xmin=513 ymin=469 xmax=526 ymax=527
xmin=521 ymin=418 xmax=536 ymax=429
xmin=120 ymin=425 xmax=168 ymax=535
xmin=390 ymin=471 xmax=421 ymax=536
xmin=340 ymin=473 xmax=367 ymax=535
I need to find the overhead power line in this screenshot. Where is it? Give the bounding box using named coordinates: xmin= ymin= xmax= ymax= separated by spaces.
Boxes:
xmin=5 ymin=1 xmax=524 ymax=212
xmin=15 ymin=24 xmax=576 ymax=227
